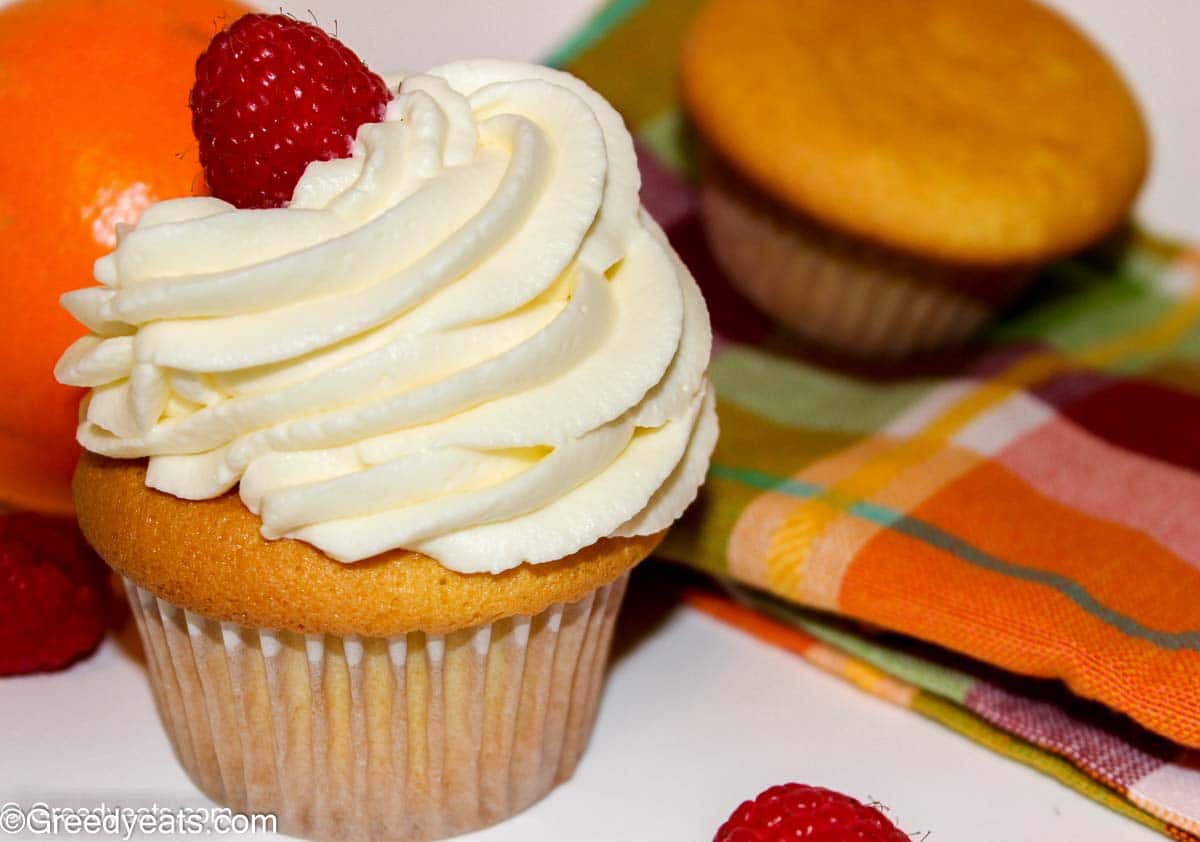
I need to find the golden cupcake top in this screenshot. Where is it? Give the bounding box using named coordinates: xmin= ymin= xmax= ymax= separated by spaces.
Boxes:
xmin=74 ymin=454 xmax=658 ymax=636
xmin=681 ymin=0 xmax=1149 ymax=265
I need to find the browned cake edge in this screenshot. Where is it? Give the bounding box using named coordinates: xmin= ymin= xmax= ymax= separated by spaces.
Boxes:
xmin=75 ymin=452 xmax=661 ymax=637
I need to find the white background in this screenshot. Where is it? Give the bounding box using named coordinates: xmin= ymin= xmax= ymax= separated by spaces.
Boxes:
xmin=2 ymin=1 xmax=1196 ymax=840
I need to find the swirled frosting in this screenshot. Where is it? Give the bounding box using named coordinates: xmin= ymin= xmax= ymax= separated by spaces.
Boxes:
xmin=55 ymin=60 xmax=716 ymax=574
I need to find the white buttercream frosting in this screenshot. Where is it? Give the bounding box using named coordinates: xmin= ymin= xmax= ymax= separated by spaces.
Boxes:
xmin=55 ymin=59 xmax=716 ymax=574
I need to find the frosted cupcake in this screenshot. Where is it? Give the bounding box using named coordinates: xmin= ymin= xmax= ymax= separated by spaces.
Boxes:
xmin=56 ymin=16 xmax=715 ymax=842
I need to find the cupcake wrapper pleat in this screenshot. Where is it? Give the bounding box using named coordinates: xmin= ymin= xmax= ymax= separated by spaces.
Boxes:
xmin=123 ymin=573 xmax=629 ymax=842
xmin=700 ymin=169 xmax=1035 ymax=357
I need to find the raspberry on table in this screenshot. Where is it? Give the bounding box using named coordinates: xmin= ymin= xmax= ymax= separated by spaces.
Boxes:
xmin=0 ymin=512 xmax=111 ymax=676
xmin=715 ymin=783 xmax=910 ymax=841
xmin=189 ymin=13 xmax=392 ymax=209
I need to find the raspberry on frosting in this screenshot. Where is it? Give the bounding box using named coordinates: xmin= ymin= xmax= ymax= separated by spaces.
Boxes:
xmin=189 ymin=13 xmax=391 ymax=209
xmin=0 ymin=512 xmax=111 ymax=675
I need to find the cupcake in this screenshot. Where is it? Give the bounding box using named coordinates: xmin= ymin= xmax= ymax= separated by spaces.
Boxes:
xmin=55 ymin=15 xmax=715 ymax=842
xmin=680 ymin=0 xmax=1148 ymax=357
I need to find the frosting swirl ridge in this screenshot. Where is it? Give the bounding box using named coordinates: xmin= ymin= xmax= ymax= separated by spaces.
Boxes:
xmin=55 ymin=60 xmax=716 ymax=573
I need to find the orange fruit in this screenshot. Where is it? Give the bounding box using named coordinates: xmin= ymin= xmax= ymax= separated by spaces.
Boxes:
xmin=0 ymin=0 xmax=249 ymax=513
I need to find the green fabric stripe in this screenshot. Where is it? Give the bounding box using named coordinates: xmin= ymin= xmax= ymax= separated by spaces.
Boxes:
xmin=985 ymin=235 xmax=1180 ymax=350
xmin=989 ymin=274 xmax=1178 ymax=361
xmin=636 ymin=106 xmax=699 ymax=179
xmin=710 ymin=465 xmax=1200 ymax=650
xmin=743 ymin=590 xmax=977 ymax=702
xmin=707 ymin=465 xmax=900 ymax=527
xmin=544 ymin=0 xmax=649 ymax=67
xmin=711 ymin=347 xmax=938 ymax=432
xmin=657 ymin=474 xmax=758 ymax=576
xmin=1170 ymin=328 xmax=1200 ymax=362
xmin=707 ymin=401 xmax=864 ymax=482
xmin=709 ymin=464 xmax=820 ymax=498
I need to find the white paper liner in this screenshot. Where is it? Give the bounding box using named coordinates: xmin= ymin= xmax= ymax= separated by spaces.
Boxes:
xmin=700 ymin=172 xmax=1034 ymax=357
xmin=123 ymin=572 xmax=629 ymax=842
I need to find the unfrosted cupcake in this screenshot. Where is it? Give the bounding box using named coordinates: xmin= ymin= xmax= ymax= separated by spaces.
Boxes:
xmin=55 ymin=16 xmax=715 ymax=841
xmin=681 ymin=0 xmax=1148 ymax=357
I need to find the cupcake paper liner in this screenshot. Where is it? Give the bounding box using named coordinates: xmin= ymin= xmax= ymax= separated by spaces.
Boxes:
xmin=123 ymin=572 xmax=630 ymax=842
xmin=700 ymin=167 xmax=1035 ymax=358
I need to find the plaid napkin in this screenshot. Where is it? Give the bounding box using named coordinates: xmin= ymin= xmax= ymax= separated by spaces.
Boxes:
xmin=550 ymin=1 xmax=1200 ymax=837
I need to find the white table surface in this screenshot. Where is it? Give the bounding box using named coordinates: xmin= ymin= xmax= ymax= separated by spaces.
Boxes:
xmin=2 ymin=2 xmax=1196 ymax=840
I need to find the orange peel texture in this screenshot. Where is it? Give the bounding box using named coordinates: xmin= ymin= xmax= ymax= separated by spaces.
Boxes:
xmin=0 ymin=0 xmax=249 ymax=512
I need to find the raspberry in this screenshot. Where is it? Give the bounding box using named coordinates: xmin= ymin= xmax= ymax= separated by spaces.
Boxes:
xmin=715 ymin=783 xmax=909 ymax=841
xmin=189 ymin=13 xmax=391 ymax=209
xmin=0 ymin=513 xmax=110 ymax=675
